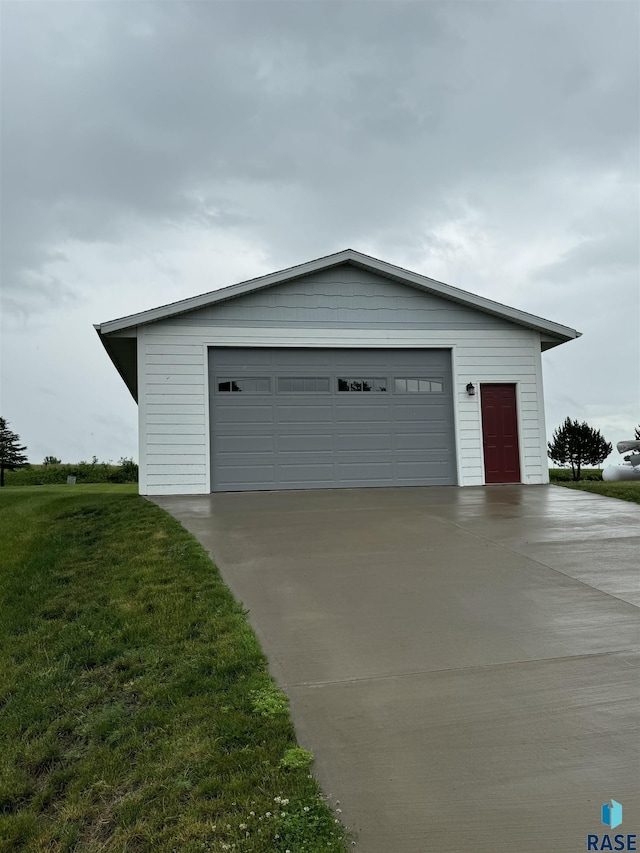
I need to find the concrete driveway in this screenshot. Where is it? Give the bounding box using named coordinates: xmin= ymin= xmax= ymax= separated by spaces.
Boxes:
xmin=152 ymin=485 xmax=640 ymax=852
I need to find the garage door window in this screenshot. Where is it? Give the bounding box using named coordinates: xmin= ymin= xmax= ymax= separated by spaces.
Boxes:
xmin=337 ymin=378 xmax=387 ymax=392
xmin=217 ymin=378 xmax=271 ymax=393
xmin=278 ymin=377 xmax=331 ymax=393
xmin=394 ymin=378 xmax=444 ymax=393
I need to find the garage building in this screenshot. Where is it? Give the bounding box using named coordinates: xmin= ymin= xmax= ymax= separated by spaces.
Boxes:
xmin=96 ymin=249 xmax=580 ymax=495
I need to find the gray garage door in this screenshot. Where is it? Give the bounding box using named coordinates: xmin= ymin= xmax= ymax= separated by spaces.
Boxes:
xmin=208 ymin=348 xmax=456 ymax=491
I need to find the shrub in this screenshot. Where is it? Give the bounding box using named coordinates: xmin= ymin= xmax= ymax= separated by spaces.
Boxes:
xmin=5 ymin=460 xmax=138 ymax=486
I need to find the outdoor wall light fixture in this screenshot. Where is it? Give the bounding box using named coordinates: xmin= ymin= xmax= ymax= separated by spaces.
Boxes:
xmin=466 ymin=382 xmax=476 ymax=396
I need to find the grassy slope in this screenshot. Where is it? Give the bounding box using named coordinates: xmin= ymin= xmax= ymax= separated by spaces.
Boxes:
xmin=0 ymin=486 xmax=348 ymax=853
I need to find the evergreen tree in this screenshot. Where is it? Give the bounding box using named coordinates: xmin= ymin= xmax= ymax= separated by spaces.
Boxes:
xmin=635 ymin=425 xmax=640 ymax=441
xmin=547 ymin=417 xmax=612 ymax=481
xmin=0 ymin=418 xmax=29 ymax=487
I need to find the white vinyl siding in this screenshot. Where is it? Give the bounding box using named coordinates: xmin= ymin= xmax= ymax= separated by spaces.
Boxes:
xmin=172 ymin=267 xmax=515 ymax=330
xmin=136 ymin=322 xmax=548 ymax=494
xmin=138 ymin=329 xmax=207 ymax=494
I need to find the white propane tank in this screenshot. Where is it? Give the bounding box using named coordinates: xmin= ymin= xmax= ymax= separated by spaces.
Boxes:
xmin=602 ymin=465 xmax=640 ymax=482
xmin=603 ymin=438 xmax=640 ymax=480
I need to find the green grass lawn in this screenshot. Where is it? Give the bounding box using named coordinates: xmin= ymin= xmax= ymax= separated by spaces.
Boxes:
xmin=0 ymin=486 xmax=349 ymax=853
xmin=552 ymin=480 xmax=640 ymax=505
xmin=548 ymin=468 xmax=640 ymax=505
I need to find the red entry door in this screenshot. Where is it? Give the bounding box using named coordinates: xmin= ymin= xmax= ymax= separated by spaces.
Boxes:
xmin=480 ymin=384 xmax=521 ymax=484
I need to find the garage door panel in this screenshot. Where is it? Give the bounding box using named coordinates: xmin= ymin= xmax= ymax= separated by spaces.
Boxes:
xmin=335 ymin=404 xmax=392 ymax=422
xmin=216 ymin=464 xmax=276 ymax=485
xmin=393 ymin=404 xmax=448 ymax=421
xmin=209 ymin=348 xmax=456 ymax=490
xmin=216 ymin=435 xmax=275 ymax=453
xmin=214 ymin=349 xmax=273 ymax=367
xmin=396 ymin=460 xmax=452 ymax=479
xmin=272 ymin=350 xmax=334 ymax=367
xmin=279 ymin=463 xmax=336 ymax=484
xmin=216 ymin=404 xmax=274 ymax=424
xmin=277 ymin=405 xmax=334 ymax=423
xmin=395 ymin=432 xmax=450 ymax=451
xmin=337 ymin=461 xmax=394 ymax=481
xmin=278 ymin=433 xmax=334 ymax=452
xmin=337 ymin=433 xmax=393 ymax=451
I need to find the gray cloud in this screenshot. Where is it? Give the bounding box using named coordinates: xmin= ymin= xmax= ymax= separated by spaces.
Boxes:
xmin=3 ymin=1 xmax=637 ymax=304
xmin=1 ymin=0 xmax=638 ymax=462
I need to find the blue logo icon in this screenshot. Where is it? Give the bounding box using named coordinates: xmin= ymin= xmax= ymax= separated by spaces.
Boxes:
xmin=602 ymin=800 xmax=623 ymax=830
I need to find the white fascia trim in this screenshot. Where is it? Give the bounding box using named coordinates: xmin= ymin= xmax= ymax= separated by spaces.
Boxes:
xmin=96 ymin=249 xmax=581 ymax=342
xmin=515 ymin=381 xmax=526 ymax=485
xmin=137 ymin=329 xmax=148 ymax=495
xmin=533 ymin=331 xmax=550 ymax=484
xmin=449 ymin=345 xmax=463 ymax=487
xmin=202 ymin=343 xmax=212 ymax=494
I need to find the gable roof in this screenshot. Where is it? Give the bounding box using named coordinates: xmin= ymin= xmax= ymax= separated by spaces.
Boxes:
xmin=96 ymin=249 xmax=581 ymax=400
xmin=96 ymin=248 xmax=581 ymax=342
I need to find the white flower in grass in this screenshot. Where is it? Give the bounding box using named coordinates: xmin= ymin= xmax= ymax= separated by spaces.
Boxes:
xmin=303 ymin=806 xmax=310 ymax=812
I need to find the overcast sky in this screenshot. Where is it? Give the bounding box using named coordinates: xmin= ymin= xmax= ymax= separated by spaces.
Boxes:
xmin=1 ymin=1 xmax=638 ymax=468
